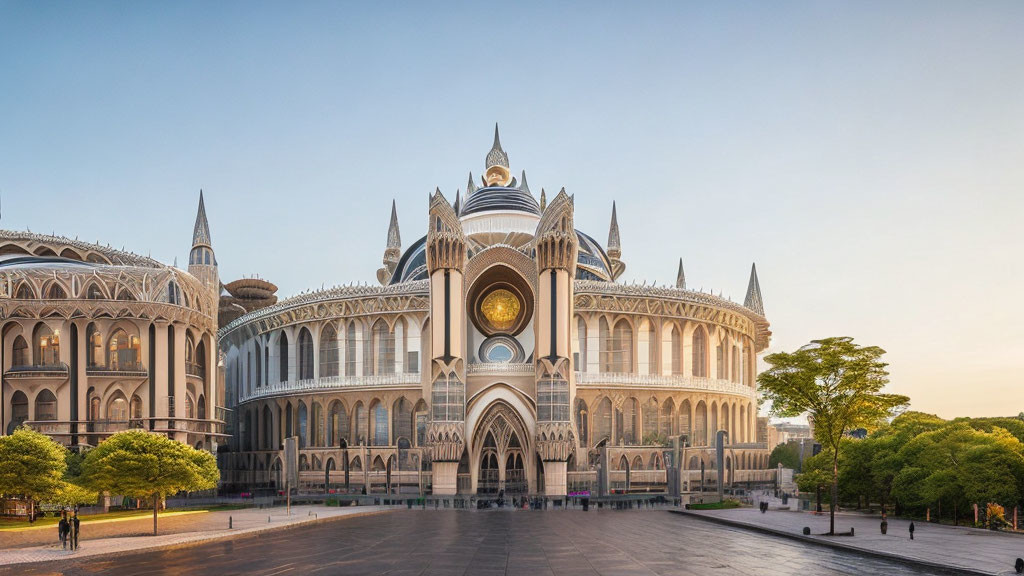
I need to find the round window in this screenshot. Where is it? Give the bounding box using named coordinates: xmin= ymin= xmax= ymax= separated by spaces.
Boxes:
xmin=485 ymin=343 xmax=515 ymax=363
xmin=479 ymin=288 xmax=521 ymax=333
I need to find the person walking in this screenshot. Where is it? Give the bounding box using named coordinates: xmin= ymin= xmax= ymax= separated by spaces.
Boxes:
xmin=909 ymin=521 xmax=915 ymax=540
xmin=70 ymin=513 xmax=80 ymax=551
xmin=58 ymin=513 xmax=69 ymax=550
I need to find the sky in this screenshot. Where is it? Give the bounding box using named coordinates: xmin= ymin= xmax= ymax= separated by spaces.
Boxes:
xmin=1 ymin=1 xmax=1022 ymax=419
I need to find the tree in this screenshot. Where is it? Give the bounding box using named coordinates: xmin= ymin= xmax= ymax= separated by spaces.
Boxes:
xmin=0 ymin=427 xmax=68 ymax=520
xmin=768 ymin=442 xmax=802 ymax=470
xmin=758 ymin=337 xmax=908 ymax=535
xmin=81 ymin=430 xmax=219 ymax=535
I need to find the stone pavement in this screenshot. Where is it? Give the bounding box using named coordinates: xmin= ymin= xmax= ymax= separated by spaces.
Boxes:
xmin=0 ymin=504 xmax=390 ymax=568
xmin=680 ymin=507 xmax=1024 ymax=575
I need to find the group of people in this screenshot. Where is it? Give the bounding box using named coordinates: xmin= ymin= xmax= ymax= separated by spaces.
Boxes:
xmin=57 ymin=511 xmax=81 ymax=551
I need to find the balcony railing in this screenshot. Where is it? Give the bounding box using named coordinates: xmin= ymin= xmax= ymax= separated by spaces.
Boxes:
xmin=87 ymin=362 xmax=147 ymax=377
xmin=24 ymin=417 xmax=229 ymax=442
xmin=575 ymin=372 xmax=756 ymax=397
xmin=467 ymin=363 xmax=534 ymax=376
xmin=239 ymin=372 xmax=422 ymax=403
xmin=6 ymin=364 xmax=70 ymax=378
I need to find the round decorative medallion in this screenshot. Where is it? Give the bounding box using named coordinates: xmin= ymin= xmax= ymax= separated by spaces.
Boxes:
xmin=480 ymin=288 xmax=521 ymax=333
xmin=479 ymin=335 xmax=526 ymax=364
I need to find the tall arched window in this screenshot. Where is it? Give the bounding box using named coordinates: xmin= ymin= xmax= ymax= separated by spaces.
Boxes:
xmin=8 ymin=391 xmax=28 ymax=434
xmin=575 ymin=316 xmax=587 ymax=372
xmin=319 ymin=323 xmax=339 ymax=378
xmin=575 ymin=398 xmax=589 ymax=448
xmin=679 ymin=399 xmax=692 ymax=444
xmin=642 ymin=398 xmax=658 ymax=441
xmin=108 ymin=329 xmax=140 ymax=370
xmin=392 ymin=397 xmax=412 ymax=444
xmin=671 ymin=325 xmax=682 ymax=375
xmin=33 ymin=324 xmax=59 ymax=366
xmin=692 ymin=326 xmax=707 ymax=377
xmin=328 ymin=401 xmax=349 ymax=447
xmin=12 ymin=335 xmax=29 ymax=367
xmin=345 ymin=322 xmax=357 ymax=376
xmin=414 ymin=400 xmax=429 ymax=447
xmin=255 ymin=344 xmax=263 ymax=388
xmin=743 ymin=342 xmax=752 ymax=386
xmin=594 ymin=397 xmax=612 ymax=445
xmin=370 ymin=401 xmax=388 ymax=446
xmin=731 ymin=344 xmax=740 ymax=383
xmin=372 ymin=320 xmax=395 ymax=375
xmin=716 ymin=339 xmax=725 ymax=379
xmin=660 ymin=398 xmax=675 ymax=438
xmin=599 ymin=318 xmax=612 ymax=372
xmin=262 ymin=406 xmax=273 ymax=450
xmin=297 ymin=328 xmax=314 ymax=380
xmin=131 ymin=394 xmax=144 ymax=425
xmin=647 ymin=321 xmax=657 ymax=374
xmin=34 ymin=389 xmax=57 ymax=421
xmin=354 ymin=402 xmax=366 ymax=445
xmin=613 ymin=320 xmax=633 ymax=372
xmin=108 ymin=392 xmax=129 ymax=421
xmin=311 ymin=402 xmax=323 ymax=446
xmin=46 ymin=283 xmax=66 ymax=299
xmin=15 ymin=283 xmax=35 ymax=299
xmin=278 ymin=332 xmax=289 ymax=383
xmin=297 ymin=401 xmax=308 ymax=448
xmin=616 ymin=397 xmax=638 ymax=445
xmin=694 ymin=401 xmax=708 ymax=446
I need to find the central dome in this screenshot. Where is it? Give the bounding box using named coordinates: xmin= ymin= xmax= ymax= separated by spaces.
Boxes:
xmin=459 ymin=186 xmax=541 ymax=217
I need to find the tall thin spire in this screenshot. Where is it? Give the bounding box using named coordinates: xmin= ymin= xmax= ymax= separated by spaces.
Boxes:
xmin=192 ymin=190 xmax=212 ymax=248
xmin=485 ymin=123 xmax=509 ymax=169
xmin=466 ymin=172 xmax=477 ymax=196
xmin=607 ymin=202 xmax=621 ymax=258
xmin=453 ymin=189 xmax=461 ymax=215
xmin=676 ymin=258 xmax=686 ymax=290
xmin=744 ymin=262 xmax=765 ymax=316
xmin=539 ymin=188 xmax=547 ymax=211
xmin=387 ymin=199 xmax=401 ymax=249
xmin=519 ymin=170 xmax=531 ymax=195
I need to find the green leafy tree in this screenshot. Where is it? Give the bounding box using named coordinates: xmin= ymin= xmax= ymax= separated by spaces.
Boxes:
xmin=50 ymin=481 xmax=98 ymax=508
xmin=768 ymin=442 xmax=802 ymax=470
xmin=0 ymin=427 xmax=69 ymax=519
xmin=759 ymin=337 xmax=909 ymax=534
xmin=81 ymin=430 xmax=219 ymax=535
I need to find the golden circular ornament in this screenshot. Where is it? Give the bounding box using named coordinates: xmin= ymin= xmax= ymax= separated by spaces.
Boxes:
xmin=480 ymin=289 xmax=521 ymax=332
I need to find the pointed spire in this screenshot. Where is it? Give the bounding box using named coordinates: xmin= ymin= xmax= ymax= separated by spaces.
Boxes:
xmin=386 ymin=199 xmax=401 ymax=249
xmin=744 ymin=263 xmax=765 ymax=316
xmin=485 ymin=123 xmax=509 ymax=169
xmin=466 ymin=172 xmax=477 ymax=196
xmin=539 ymin=188 xmax=547 ymax=211
xmin=676 ymin=258 xmax=686 ymax=290
xmin=607 ymin=202 xmax=621 ymax=258
xmin=192 ymin=190 xmax=212 ymax=248
xmin=453 ymin=189 xmax=461 ymax=215
xmin=519 ymin=170 xmax=531 ymax=195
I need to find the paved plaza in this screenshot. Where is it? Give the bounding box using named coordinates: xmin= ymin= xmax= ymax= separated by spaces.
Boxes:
xmin=0 ymin=509 xmax=962 ymax=576
xmin=682 ymin=506 xmax=1024 ymax=576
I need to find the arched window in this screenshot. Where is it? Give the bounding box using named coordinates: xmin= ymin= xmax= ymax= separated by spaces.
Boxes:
xmin=46 ymin=283 xmax=66 ymax=299
xmin=721 ymin=403 xmax=730 ymax=438
xmin=12 ymin=335 xmax=29 ymax=367
xmin=131 ymin=394 xmax=144 ymax=424
xmin=297 ymin=328 xmax=314 ymax=380
xmin=732 ymin=344 xmax=740 ymax=383
xmin=647 ymin=321 xmax=657 ymax=374
xmin=195 ymin=340 xmax=206 ymax=377
xmin=87 ymin=389 xmax=100 ymax=421
xmin=354 ymin=401 xmax=366 ymax=445
xmin=86 ymin=324 xmax=102 ymax=367
xmin=166 ymin=281 xmax=181 ymax=305
xmin=34 ymin=389 xmax=57 ymax=421
xmin=370 ymin=401 xmax=387 ymax=446
xmin=185 ymin=392 xmax=196 ymax=420
xmin=33 ymin=324 xmax=59 ymax=366
xmin=297 ymin=401 xmax=308 ymax=448
xmin=392 ymin=397 xmax=412 ymax=444
xmin=345 ymin=322 xmax=357 ymax=376
xmin=576 ymin=317 xmax=587 ymax=372
xmin=327 ymin=401 xmax=348 ymax=447
xmin=15 ymin=283 xmax=35 ymax=300
xmin=414 ymin=400 xmax=429 ymax=447
xmin=692 ymin=326 xmax=707 ymax=377
xmin=660 ymin=398 xmax=675 ymax=438
xmin=679 ymin=399 xmax=692 ymax=444
xmin=594 ymin=397 xmax=612 ymax=445
xmin=262 ymin=405 xmax=273 ymax=450
xmin=372 ymin=320 xmax=395 ymax=375
xmin=311 ymin=402 xmax=323 ymax=446
xmin=575 ymin=398 xmax=589 ymax=448
xmin=716 ymin=339 xmax=725 ymax=379
xmin=108 ymin=328 xmax=140 ymax=370
xmin=616 ymin=397 xmax=639 ymax=445
xmin=197 ymin=395 xmax=206 ymax=420
xmin=8 ymin=391 xmax=28 ymax=433
xmin=108 ymin=392 xmax=129 ymax=421
xmin=278 ymin=332 xmax=289 ymax=383
xmin=671 ymin=325 xmax=682 ymax=375
xmin=743 ymin=342 xmax=753 ymax=386
xmin=694 ymin=401 xmax=708 ymax=446
xmin=600 ymin=318 xmax=633 ymax=372
xmin=255 ymin=344 xmax=263 ymax=388
xmin=642 ymin=398 xmax=658 ymax=442
xmin=319 ymin=323 xmax=339 ymax=378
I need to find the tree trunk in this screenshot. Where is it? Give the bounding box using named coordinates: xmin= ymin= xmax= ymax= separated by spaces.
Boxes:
xmin=153 ymin=494 xmax=159 ymax=535
xmin=830 ymin=453 xmax=838 ymax=535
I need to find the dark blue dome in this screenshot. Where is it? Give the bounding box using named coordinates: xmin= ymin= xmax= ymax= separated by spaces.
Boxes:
xmin=460 ymin=186 xmax=540 ymax=217
xmin=389 ymin=235 xmax=427 ymax=284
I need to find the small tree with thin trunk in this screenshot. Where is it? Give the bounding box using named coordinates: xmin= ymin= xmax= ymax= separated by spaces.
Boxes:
xmin=758 ymin=337 xmax=908 ymax=535
xmin=0 ymin=427 xmax=68 ymax=520
xmin=81 ymin=430 xmax=219 ymax=535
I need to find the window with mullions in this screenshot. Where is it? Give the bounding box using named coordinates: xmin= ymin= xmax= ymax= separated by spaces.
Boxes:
xmin=431 ymin=373 xmax=465 ymax=422
xmin=537 ymin=378 xmax=569 ymax=422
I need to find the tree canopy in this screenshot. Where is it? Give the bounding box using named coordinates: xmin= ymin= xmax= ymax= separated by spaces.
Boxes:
xmin=759 ymin=337 xmax=908 ymax=534
xmin=0 ymin=427 xmax=68 ymax=503
xmin=81 ymin=430 xmax=219 ymax=534
xmin=768 ymin=442 xmax=802 ymax=470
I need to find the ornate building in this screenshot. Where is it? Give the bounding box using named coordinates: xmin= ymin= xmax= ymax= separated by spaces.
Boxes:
xmin=0 ymin=193 xmax=224 ymax=451
xmin=219 ymin=127 xmax=775 ymax=498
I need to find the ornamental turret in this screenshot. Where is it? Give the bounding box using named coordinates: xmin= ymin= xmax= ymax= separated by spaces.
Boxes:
xmin=188 ymin=190 xmax=219 ymax=295
xmin=482 ymin=123 xmax=512 ymax=187
xmin=376 ymin=200 xmax=402 ymax=285
xmin=425 ymin=189 xmax=468 ymax=495
xmin=744 ymin=262 xmax=765 ymax=316
xmin=606 ymin=202 xmax=626 ymax=281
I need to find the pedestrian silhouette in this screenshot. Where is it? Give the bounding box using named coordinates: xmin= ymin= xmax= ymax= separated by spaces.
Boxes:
xmin=909 ymin=521 xmax=915 ymax=540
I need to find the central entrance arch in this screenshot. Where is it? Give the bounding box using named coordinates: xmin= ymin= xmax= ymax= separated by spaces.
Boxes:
xmin=472 ymin=400 xmax=531 ymax=496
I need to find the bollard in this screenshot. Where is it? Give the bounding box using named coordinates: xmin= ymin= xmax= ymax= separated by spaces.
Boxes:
xmin=268 ymin=515 xmax=271 ymax=523
xmin=229 ymin=516 xmax=233 ymax=529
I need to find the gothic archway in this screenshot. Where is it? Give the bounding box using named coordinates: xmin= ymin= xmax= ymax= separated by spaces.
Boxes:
xmin=471 ymin=401 xmax=531 ymax=495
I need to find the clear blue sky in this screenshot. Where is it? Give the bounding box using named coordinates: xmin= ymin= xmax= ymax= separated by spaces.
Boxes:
xmin=2 ymin=2 xmax=1022 ymax=418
